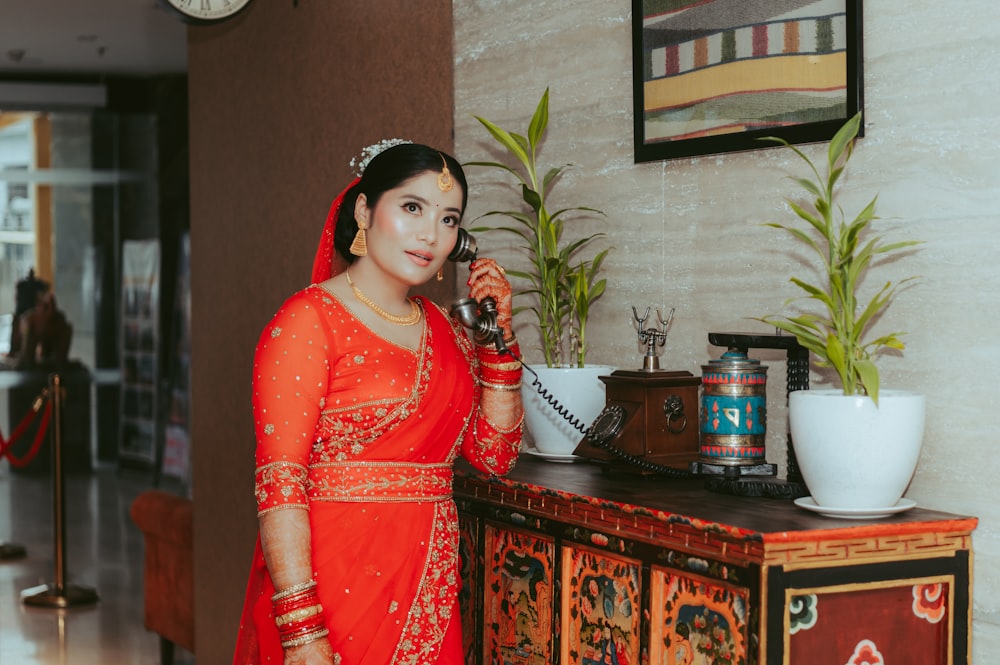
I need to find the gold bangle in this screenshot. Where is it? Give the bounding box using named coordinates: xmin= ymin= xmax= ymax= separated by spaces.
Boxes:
xmin=275 ymin=604 xmax=323 ymax=626
xmin=479 ymin=359 xmax=522 ymax=372
xmin=281 ymin=627 xmax=330 ymax=649
xmin=271 ymin=579 xmax=316 ymax=601
xmin=480 ymin=379 xmax=522 ymax=392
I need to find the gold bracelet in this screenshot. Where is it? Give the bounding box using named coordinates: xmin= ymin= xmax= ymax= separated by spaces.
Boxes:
xmin=271 ymin=579 xmax=316 ymax=601
xmin=281 ymin=627 xmax=330 ymax=649
xmin=480 ymin=379 xmax=522 ymax=392
xmin=484 ymin=411 xmax=525 ymax=434
xmin=275 ymin=604 xmax=323 ymax=626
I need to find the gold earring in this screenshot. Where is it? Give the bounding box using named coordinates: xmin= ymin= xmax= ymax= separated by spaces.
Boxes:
xmin=350 ymin=220 xmax=368 ymax=257
xmin=436 ymin=268 xmax=444 ymax=282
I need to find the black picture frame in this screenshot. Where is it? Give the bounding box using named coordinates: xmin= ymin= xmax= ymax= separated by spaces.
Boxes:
xmin=632 ymin=0 xmax=863 ymax=163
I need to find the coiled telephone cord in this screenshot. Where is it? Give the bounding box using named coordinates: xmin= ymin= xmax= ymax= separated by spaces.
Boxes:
xmin=501 ymin=348 xmax=692 ymax=479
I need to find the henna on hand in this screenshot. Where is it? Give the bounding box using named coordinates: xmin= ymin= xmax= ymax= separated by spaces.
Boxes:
xmin=284 ymin=637 xmax=335 ymax=665
xmin=467 ymin=259 xmax=514 ymax=334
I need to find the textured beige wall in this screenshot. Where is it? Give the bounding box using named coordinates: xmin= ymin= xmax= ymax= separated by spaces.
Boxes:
xmin=454 ymin=0 xmax=1000 ymax=659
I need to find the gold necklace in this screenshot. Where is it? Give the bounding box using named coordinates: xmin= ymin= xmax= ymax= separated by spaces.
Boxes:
xmin=345 ymin=271 xmax=421 ymax=326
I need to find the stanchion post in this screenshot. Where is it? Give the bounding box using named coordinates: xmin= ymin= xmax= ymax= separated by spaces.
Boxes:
xmin=21 ymin=372 xmax=99 ymax=608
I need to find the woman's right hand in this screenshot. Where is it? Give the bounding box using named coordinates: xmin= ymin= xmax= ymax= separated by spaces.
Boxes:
xmin=284 ymin=637 xmax=335 ymax=665
xmin=467 ymin=258 xmax=514 ymax=338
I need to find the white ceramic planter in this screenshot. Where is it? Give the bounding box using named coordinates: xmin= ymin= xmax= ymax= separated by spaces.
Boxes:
xmin=521 ymin=365 xmax=614 ymax=455
xmin=789 ymin=389 xmax=925 ymax=509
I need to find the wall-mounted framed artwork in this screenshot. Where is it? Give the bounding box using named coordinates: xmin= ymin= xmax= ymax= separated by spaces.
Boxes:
xmin=632 ymin=0 xmax=863 ymax=162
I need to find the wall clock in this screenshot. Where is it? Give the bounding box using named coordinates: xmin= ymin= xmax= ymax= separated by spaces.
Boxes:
xmin=160 ymin=0 xmax=255 ymax=24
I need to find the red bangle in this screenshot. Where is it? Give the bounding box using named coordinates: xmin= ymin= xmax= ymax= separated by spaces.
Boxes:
xmin=480 ymin=366 xmax=521 ymax=380
xmin=273 ymin=591 xmax=319 ymax=616
xmin=476 ymin=340 xmax=520 ymax=360
xmin=278 ymin=613 xmax=327 ymax=640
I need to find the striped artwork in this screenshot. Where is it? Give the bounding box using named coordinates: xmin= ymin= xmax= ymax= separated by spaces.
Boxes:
xmin=633 ymin=0 xmax=861 ymax=160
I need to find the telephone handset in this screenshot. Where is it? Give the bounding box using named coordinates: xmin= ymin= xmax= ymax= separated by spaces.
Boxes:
xmin=446 ymin=228 xmax=511 ymax=355
xmin=448 ymin=227 xmax=479 ymax=264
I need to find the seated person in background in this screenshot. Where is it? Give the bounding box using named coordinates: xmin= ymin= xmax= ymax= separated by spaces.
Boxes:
xmin=6 ymin=269 xmax=72 ymax=369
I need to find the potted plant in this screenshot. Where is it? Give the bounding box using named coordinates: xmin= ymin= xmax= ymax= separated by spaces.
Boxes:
xmin=468 ymin=88 xmax=613 ymax=456
xmin=760 ymin=112 xmax=925 ymax=512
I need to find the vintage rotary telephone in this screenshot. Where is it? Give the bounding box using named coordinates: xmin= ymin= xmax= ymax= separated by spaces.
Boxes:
xmin=571 ymin=307 xmax=700 ymax=476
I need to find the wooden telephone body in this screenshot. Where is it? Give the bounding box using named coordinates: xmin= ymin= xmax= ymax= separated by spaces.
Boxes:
xmin=572 ymin=369 xmax=701 ymax=474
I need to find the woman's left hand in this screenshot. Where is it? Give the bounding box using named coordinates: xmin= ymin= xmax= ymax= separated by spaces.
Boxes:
xmin=467 ymin=258 xmax=513 ymax=338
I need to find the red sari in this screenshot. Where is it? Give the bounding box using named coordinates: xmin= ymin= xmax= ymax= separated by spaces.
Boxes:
xmin=233 ymin=286 xmax=520 ymax=664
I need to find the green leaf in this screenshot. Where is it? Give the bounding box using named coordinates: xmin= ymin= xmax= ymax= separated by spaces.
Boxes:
xmin=855 ymin=359 xmax=880 ymax=403
xmin=791 ymin=176 xmax=822 ymax=199
xmin=825 ymin=332 xmax=846 ymax=365
xmin=876 ymin=240 xmax=923 ymax=254
xmin=527 ymin=88 xmax=550 ymax=151
xmin=474 ymin=116 xmax=531 ymax=169
xmin=828 ymin=111 xmax=861 ymax=169
xmin=775 ymin=221 xmax=823 ymax=255
xmin=522 ymin=185 xmax=542 ymax=212
xmin=787 ymin=200 xmax=826 ymax=235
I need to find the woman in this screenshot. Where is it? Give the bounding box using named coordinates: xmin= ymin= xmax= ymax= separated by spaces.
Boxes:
xmin=233 ymin=141 xmax=523 ymax=665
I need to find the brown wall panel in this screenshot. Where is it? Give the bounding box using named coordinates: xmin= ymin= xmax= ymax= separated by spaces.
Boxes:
xmin=187 ymin=2 xmax=455 ymax=660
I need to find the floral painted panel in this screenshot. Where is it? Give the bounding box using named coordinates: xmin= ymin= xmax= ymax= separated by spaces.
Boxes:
xmin=483 ymin=524 xmax=556 ymax=665
xmin=788 ymin=580 xmax=952 ymax=665
xmin=459 ymin=514 xmax=479 ymax=665
xmin=649 ymin=566 xmax=749 ymax=665
xmin=562 ymin=546 xmax=642 ymax=665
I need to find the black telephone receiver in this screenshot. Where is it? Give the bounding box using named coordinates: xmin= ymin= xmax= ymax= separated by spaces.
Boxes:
xmin=448 ymin=227 xmax=478 ymax=264
xmin=446 ymin=228 xmax=511 ymax=354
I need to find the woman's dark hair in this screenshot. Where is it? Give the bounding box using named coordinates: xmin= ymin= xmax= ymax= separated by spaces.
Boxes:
xmin=334 ymin=143 xmax=468 ymax=263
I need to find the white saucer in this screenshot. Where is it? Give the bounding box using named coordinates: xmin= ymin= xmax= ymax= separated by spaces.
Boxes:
xmin=793 ymin=496 xmax=917 ymax=519
xmin=523 ymin=447 xmax=581 ymax=463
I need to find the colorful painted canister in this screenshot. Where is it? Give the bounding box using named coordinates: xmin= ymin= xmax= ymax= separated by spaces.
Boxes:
xmin=699 ymin=349 xmax=768 ymax=465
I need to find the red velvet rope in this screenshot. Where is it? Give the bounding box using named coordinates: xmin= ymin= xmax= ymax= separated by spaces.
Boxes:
xmin=0 ymin=397 xmax=53 ymax=468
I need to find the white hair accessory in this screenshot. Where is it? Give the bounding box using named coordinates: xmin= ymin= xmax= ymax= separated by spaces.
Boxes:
xmin=350 ymin=138 xmax=413 ymax=177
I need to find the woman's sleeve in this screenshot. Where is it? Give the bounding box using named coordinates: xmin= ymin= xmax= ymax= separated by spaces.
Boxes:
xmin=252 ymin=291 xmax=330 ymax=515
xmin=459 ymin=340 xmax=523 ymax=477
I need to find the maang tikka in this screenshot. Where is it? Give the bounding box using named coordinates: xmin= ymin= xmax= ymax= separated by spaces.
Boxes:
xmin=437 ymin=153 xmax=454 ymax=192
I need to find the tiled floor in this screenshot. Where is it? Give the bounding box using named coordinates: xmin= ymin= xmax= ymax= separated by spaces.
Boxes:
xmin=0 ymin=463 xmax=194 ymax=664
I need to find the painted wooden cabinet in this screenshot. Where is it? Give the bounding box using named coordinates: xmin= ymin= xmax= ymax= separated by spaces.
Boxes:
xmin=454 ymin=457 xmax=977 ymax=665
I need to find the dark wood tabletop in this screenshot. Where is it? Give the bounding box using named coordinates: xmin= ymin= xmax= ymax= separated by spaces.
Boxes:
xmin=456 ymin=454 xmax=978 ymax=543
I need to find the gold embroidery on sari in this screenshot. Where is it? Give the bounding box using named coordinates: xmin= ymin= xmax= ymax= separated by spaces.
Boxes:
xmin=390 ymin=500 xmax=460 ymax=665
xmin=255 ymin=461 xmax=309 ymax=514
xmin=310 ymin=306 xmax=432 ymax=463
xmin=309 ymin=461 xmax=453 ymax=503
